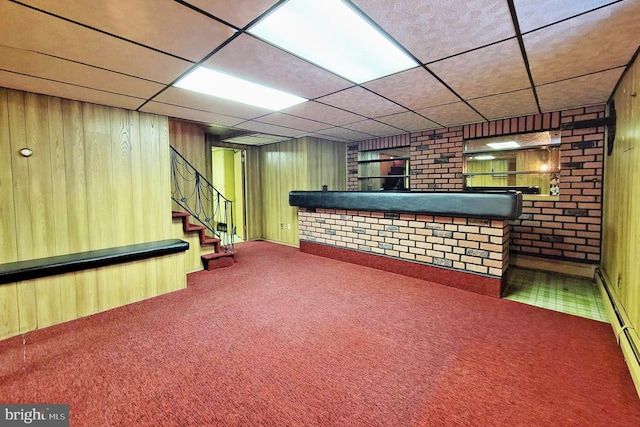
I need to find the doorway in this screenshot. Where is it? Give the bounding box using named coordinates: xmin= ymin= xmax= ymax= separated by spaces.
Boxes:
xmin=211 ymin=147 xmax=246 ymax=242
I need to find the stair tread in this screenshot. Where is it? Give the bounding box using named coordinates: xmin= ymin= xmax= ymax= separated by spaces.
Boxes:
xmin=202 ymin=251 xmax=235 ymax=260
xmin=184 ymin=224 xmax=206 ymax=231
xmin=171 ymin=211 xmax=190 ymax=218
xmin=201 ymin=236 xmax=221 ymax=245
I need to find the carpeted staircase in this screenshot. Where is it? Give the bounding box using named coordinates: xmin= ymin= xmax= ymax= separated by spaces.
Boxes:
xmin=172 ymin=211 xmax=235 ymax=270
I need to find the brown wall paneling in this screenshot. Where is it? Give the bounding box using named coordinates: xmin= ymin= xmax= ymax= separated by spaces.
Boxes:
xmin=603 ymin=56 xmax=640 ymax=330
xmin=169 ymin=120 xmax=207 ymax=175
xmin=0 ymin=89 xmax=18 ymax=262
xmin=8 ymin=90 xmax=33 ymax=260
xmin=244 ymin=146 xmax=263 ymax=240
xmin=0 ymin=89 xmax=19 ymax=338
xmin=261 ymin=146 xmax=283 ymax=242
xmin=62 ymin=99 xmax=90 ymax=253
xmin=307 ymin=137 xmax=347 ymax=192
xmin=0 ymin=88 xmax=184 ymax=340
xmin=259 ymin=137 xmax=347 ymax=246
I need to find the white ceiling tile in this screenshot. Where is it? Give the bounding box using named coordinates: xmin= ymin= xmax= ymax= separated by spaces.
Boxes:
xmin=536 ymin=69 xmax=623 ymax=112
xmin=203 ymin=34 xmax=353 ymax=99
xmin=315 ymin=127 xmax=374 ymax=141
xmin=375 ymin=112 xmax=440 ymax=132
xmin=468 ymin=89 xmax=539 ymax=120
xmin=416 ymin=102 xmax=485 ymax=127
xmin=524 ymin=1 xmax=640 ymax=85
xmin=0 ymin=45 xmax=164 ymax=99
xmin=224 ymin=133 xmax=291 ymax=145
xmin=363 ymin=67 xmax=460 ymax=110
xmin=234 ymin=121 xmax=304 ymax=137
xmin=300 ymin=133 xmax=350 ymax=142
xmin=184 ymin=0 xmax=277 ymax=28
xmin=154 ymin=87 xmax=272 ymax=120
xmin=316 ymin=87 xmax=406 ymax=118
xmin=19 ymin=0 xmax=236 ymax=62
xmin=429 ymin=39 xmax=531 ymax=100
xmin=351 ymin=0 xmax=515 ymax=63
xmin=0 ymin=1 xmax=192 ymax=84
xmin=514 ymin=0 xmax=617 ymax=33
xmin=0 ymin=70 xmax=144 ymax=111
xmin=140 ymin=101 xmax=245 ymax=126
xmin=279 ymin=101 xmax=364 ymax=125
xmin=255 ymin=113 xmax=332 ymax=132
xmin=344 ymin=120 xmax=404 ymax=137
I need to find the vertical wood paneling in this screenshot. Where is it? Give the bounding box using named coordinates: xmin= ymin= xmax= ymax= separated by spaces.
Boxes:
xmin=140 ymin=113 xmax=161 ymax=297
xmin=62 ymin=99 xmax=90 ymax=253
xmin=84 ymin=103 xmax=115 ymax=250
xmin=25 ymin=93 xmax=55 ymax=258
xmin=16 ymin=281 xmax=37 ymax=333
xmin=47 ymin=96 xmax=70 ymax=254
xmin=125 ymin=260 xmax=147 ymax=304
xmin=75 ymin=270 xmax=98 ymax=318
xmin=35 ymin=277 xmax=62 ymax=328
xmin=158 ymin=117 xmax=171 ymax=239
xmin=245 ymin=147 xmax=263 ymax=240
xmin=0 ymin=88 xmax=18 ymax=263
xmin=603 ymin=55 xmax=640 ymax=331
xmin=0 ymin=284 xmax=19 ymax=340
xmin=8 ymin=90 xmax=33 ymax=261
xmin=0 ymin=89 xmax=181 ymax=340
xmin=129 ymin=111 xmax=145 ymax=244
xmin=258 ymin=137 xmax=347 ymax=245
xmin=110 ymin=108 xmax=134 ymax=246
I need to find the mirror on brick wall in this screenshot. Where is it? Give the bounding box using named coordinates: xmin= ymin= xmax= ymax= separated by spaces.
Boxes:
xmin=463 ymin=131 xmax=561 ymax=196
xmin=358 ymin=147 xmax=410 ymax=191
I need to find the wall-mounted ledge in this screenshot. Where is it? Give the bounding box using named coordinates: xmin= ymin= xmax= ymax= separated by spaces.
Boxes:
xmin=0 ymin=239 xmax=189 ymax=285
xmin=289 ymin=191 xmax=522 ymax=220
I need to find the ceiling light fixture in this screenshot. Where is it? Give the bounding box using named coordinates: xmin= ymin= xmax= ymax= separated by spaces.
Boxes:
xmin=474 ymin=155 xmax=496 ymax=160
xmin=249 ymin=0 xmax=418 ymax=84
xmin=174 ymin=66 xmax=307 ymax=111
xmin=486 ymin=141 xmax=520 ymax=149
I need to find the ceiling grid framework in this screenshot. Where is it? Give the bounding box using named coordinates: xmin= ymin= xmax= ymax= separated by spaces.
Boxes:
xmin=0 ymin=0 xmax=638 ymax=144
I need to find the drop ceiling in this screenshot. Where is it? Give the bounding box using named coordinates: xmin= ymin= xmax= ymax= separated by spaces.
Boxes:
xmin=1 ymin=0 xmax=638 ymax=145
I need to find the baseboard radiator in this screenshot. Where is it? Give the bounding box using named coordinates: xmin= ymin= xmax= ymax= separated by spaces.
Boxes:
xmin=595 ymin=268 xmax=640 ymax=398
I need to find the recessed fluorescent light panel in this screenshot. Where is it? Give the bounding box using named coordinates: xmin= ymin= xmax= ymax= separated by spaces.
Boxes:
xmin=249 ymin=0 xmax=418 ymax=84
xmin=174 ymin=66 xmax=307 ymax=111
xmin=487 ymin=141 xmax=521 ymax=149
xmin=473 ymin=155 xmax=496 ymax=160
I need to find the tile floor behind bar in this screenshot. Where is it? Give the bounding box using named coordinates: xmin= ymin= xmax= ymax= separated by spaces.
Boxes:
xmin=503 ymin=267 xmax=608 ymax=322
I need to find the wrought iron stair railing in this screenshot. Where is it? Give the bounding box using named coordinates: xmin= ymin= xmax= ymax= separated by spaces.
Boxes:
xmin=170 ymin=146 xmax=234 ymax=252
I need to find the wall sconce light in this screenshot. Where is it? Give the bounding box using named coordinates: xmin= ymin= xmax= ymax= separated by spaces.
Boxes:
xmin=19 ymin=148 xmax=33 ymax=157
xmin=540 ymin=163 xmax=549 ymax=172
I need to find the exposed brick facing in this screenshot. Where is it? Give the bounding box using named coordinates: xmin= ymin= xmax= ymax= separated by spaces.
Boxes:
xmin=299 ymin=208 xmax=509 ymax=278
xmin=345 ymin=106 xmax=604 ymax=263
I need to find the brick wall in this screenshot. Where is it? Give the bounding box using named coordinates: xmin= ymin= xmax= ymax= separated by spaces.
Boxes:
xmin=346 ymin=105 xmax=605 ymax=263
xmin=299 ymin=208 xmax=509 ymax=278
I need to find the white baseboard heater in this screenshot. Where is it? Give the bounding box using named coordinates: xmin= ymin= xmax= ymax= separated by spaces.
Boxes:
xmin=595 ymin=268 xmax=640 ymax=398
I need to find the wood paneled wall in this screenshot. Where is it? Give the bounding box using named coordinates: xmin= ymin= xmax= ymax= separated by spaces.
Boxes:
xmin=244 ymin=146 xmax=263 ymax=240
xmin=602 ymin=57 xmax=640 ymax=330
xmin=169 ymin=120 xmax=207 ymax=176
xmin=0 ymin=88 xmax=184 ymax=340
xmin=260 ymin=137 xmax=346 ymax=246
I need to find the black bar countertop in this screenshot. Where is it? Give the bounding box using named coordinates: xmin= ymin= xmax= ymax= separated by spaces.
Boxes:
xmin=289 ymin=191 xmax=522 ymax=220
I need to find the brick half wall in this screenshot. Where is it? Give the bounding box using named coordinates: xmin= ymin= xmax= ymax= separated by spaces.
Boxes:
xmin=298 ymin=208 xmax=509 ymax=297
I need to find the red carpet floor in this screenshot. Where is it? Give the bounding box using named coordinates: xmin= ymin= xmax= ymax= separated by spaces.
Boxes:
xmin=1 ymin=241 xmax=639 ymax=426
